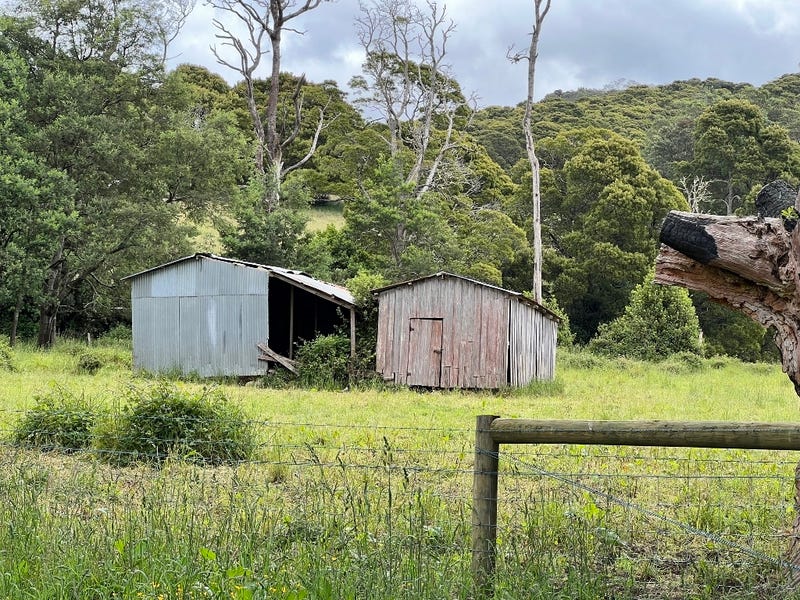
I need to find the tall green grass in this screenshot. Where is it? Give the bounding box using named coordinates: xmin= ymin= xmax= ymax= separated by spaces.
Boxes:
xmin=1 ymin=341 xmax=800 ymax=598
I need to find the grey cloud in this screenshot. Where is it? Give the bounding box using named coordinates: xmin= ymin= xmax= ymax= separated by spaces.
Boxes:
xmin=168 ymin=0 xmax=799 ymax=109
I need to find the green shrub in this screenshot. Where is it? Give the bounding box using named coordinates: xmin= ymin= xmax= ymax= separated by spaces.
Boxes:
xmin=0 ymin=338 xmax=15 ymax=371
xmin=96 ymin=382 xmax=255 ymax=466
xmin=589 ymin=271 xmax=702 ymax=361
xmin=559 ymin=350 xmax=611 ymax=370
xmin=259 ymin=367 xmax=297 ymax=389
xmin=13 ymin=387 xmax=96 ymax=452
xmin=100 ymin=324 xmax=132 ymax=343
xmin=295 ymin=334 xmax=351 ymax=389
xmin=661 ymin=351 xmax=706 ymax=374
xmin=77 ymin=350 xmax=104 ymax=374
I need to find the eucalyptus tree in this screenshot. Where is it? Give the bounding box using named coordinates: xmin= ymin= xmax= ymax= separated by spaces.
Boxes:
xmin=208 ymin=0 xmax=333 ymax=209
xmin=509 ymin=0 xmax=551 ymax=302
xmin=350 ymin=0 xmax=471 ymax=198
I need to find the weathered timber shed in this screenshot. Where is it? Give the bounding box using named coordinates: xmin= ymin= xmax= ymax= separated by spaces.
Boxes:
xmin=374 ymin=273 xmax=558 ymax=389
xmin=123 ymin=253 xmax=355 ymax=377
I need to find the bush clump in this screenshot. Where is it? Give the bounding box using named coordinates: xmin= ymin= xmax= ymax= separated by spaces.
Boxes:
xmin=295 ymin=334 xmax=351 ymax=389
xmin=588 ymin=271 xmax=701 ymax=361
xmin=77 ymin=350 xmax=104 ymax=374
xmin=100 ymin=324 xmax=132 ymax=344
xmin=0 ymin=338 xmax=16 ymax=372
xmin=96 ymin=382 xmax=255 ymax=466
xmin=13 ymin=387 xmax=96 ymax=452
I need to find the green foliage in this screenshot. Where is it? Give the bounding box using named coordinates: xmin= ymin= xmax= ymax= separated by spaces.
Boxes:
xmin=345 ymin=271 xmax=388 ymax=307
xmin=0 ymin=338 xmax=16 ymax=371
xmin=529 ymin=129 xmax=687 ymax=342
xmin=222 ymin=177 xmax=310 ymax=267
xmin=5 ymin=0 xmax=800 ymax=373
xmin=690 ymin=99 xmax=799 ymax=215
xmin=13 ymin=386 xmax=96 ymax=451
xmin=660 ymin=351 xmax=706 ymax=374
xmin=100 ymin=324 xmax=132 ymax=344
xmin=96 ymin=382 xmax=255 ymax=466
xmin=589 ymin=272 xmax=702 ymax=361
xmin=344 ymin=156 xmax=460 ymax=279
xmin=76 ymin=350 xmax=103 ymax=374
xmin=0 ymin=11 xmax=248 ymax=346
xmin=541 ymin=297 xmax=575 ymax=348
xmin=344 ymin=271 xmax=387 ymax=379
xmin=692 ymin=294 xmax=776 ymax=363
xmin=295 ymin=334 xmax=351 ymax=390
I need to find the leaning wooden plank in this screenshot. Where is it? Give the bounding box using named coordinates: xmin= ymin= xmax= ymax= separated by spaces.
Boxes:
xmin=256 ymin=343 xmax=298 ymax=374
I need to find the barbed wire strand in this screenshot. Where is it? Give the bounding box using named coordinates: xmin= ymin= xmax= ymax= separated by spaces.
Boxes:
xmin=503 ymin=450 xmax=800 ymax=573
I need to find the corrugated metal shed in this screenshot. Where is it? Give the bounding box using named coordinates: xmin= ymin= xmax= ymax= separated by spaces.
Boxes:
xmin=124 ymin=254 xmax=355 ymax=377
xmin=374 ymin=272 xmax=558 ymax=389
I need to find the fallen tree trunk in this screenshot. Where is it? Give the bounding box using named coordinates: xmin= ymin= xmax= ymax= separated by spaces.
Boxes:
xmin=655 ymin=181 xmax=800 ymax=580
xmin=657 ymin=212 xmax=800 ymax=391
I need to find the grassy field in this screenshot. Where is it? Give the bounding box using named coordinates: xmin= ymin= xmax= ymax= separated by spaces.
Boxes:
xmin=305 ymin=203 xmax=345 ymax=233
xmin=2 ymin=341 xmax=800 ymax=598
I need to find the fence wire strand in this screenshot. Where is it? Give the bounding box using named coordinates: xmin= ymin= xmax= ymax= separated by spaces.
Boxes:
xmin=503 ymin=450 xmax=800 ymax=574
xmin=4 ymin=405 xmax=800 ymax=597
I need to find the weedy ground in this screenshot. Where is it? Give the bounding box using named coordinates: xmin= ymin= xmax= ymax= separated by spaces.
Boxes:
xmin=1 ymin=341 xmax=800 ymax=599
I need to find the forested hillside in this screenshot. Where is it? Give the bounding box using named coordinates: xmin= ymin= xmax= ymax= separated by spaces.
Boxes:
xmin=2 ymin=0 xmax=799 ymax=361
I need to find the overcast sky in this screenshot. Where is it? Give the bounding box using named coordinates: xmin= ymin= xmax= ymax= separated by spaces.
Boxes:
xmin=168 ymin=0 xmax=800 ymax=108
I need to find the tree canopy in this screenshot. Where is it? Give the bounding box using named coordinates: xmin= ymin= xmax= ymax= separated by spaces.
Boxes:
xmin=2 ymin=0 xmax=799 ymax=363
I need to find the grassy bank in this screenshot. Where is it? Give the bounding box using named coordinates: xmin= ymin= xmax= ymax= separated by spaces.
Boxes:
xmin=0 ymin=342 xmax=799 ymax=598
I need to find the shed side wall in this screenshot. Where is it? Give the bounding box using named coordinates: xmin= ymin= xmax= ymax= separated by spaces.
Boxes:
xmin=130 ymin=258 xmax=269 ymax=376
xmin=509 ymin=299 xmax=558 ymax=384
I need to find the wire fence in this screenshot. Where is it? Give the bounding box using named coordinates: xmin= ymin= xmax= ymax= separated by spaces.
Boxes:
xmin=1 ymin=408 xmax=800 ymax=598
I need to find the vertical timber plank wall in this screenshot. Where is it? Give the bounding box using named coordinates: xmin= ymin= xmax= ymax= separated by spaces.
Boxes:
xmin=375 ymin=276 xmax=512 ymax=388
xmin=508 ymin=299 xmax=557 ymax=385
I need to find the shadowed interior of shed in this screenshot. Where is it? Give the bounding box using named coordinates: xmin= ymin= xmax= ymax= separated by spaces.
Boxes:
xmin=267 ymin=277 xmax=344 ymax=359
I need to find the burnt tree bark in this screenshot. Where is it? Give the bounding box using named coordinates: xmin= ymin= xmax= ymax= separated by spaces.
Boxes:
xmin=655 ymin=180 xmax=800 ymax=580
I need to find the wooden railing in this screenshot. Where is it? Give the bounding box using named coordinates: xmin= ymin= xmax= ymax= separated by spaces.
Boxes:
xmin=471 ymin=415 xmax=800 ymax=596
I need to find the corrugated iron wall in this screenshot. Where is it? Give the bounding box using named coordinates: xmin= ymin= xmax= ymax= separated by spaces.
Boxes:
xmin=131 ymin=257 xmax=269 ymax=376
xmin=508 ymin=299 xmax=558 ymax=385
xmin=376 ymin=277 xmax=509 ymax=389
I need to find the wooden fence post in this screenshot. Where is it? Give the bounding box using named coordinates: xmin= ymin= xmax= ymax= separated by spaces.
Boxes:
xmin=472 ymin=414 xmax=500 ymax=597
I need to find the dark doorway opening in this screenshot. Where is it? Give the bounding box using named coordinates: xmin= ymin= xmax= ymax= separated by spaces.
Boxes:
xmin=268 ymin=277 xmax=345 ymax=358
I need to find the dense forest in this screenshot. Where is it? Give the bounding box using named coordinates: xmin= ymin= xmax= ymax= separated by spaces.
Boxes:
xmin=2 ymin=0 xmax=799 ymax=362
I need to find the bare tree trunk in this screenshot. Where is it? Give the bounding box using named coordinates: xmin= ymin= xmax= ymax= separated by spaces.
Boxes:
xmin=655 ymin=181 xmax=800 ymax=579
xmin=10 ymin=292 xmax=22 ymax=347
xmin=513 ymin=0 xmax=551 ymax=303
xmin=210 ymin=0 xmax=328 ymax=210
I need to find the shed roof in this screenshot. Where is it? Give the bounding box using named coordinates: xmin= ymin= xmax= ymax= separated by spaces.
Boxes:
xmin=123 ymin=253 xmax=356 ymax=308
xmin=373 ymin=271 xmax=560 ymax=322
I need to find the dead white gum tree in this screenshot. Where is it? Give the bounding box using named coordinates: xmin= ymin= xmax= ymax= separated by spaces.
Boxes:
xmin=210 ymin=0 xmax=331 ymax=210
xmin=508 ymin=0 xmax=551 ymax=303
xmin=654 ymin=180 xmax=800 ymax=578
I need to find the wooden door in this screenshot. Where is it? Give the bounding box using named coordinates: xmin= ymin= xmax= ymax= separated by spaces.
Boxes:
xmin=406 ymin=318 xmax=444 ymax=387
